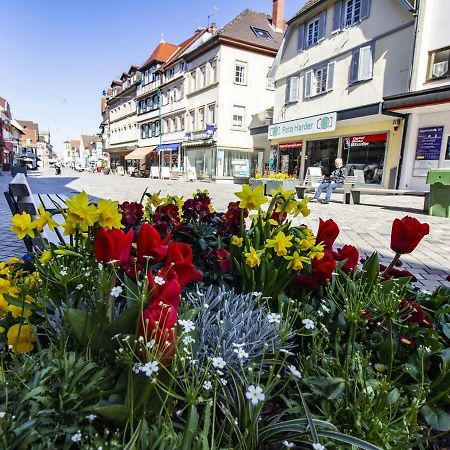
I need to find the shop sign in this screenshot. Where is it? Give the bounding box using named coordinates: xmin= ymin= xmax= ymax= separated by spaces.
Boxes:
xmin=413 ymin=126 xmax=444 ymax=176
xmin=268 ymin=113 xmax=337 ymax=140
xmin=343 ymin=134 xmax=387 ymax=148
xmin=279 ymin=141 xmax=303 ymax=150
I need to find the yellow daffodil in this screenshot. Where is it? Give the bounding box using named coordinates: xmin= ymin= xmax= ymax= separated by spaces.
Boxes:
xmin=34 ymin=205 xmax=58 ymax=231
xmin=62 ymin=220 xmax=77 ymax=236
xmin=7 ymin=323 xmax=36 ymax=353
xmin=7 ymin=257 xmax=23 ymax=265
xmin=235 ymin=184 xmax=268 ymax=210
xmin=287 ymin=198 xmax=311 ymax=218
xmin=0 ymin=294 xmax=8 ymax=317
xmin=270 ymin=185 xmax=295 ymax=200
xmin=10 ymin=212 xmax=36 ymax=240
xmin=308 ymin=243 xmax=325 ymax=261
xmin=284 ymin=251 xmax=310 ymax=271
xmin=148 ymin=191 xmax=162 ymax=208
xmin=266 ymin=231 xmax=293 ymax=256
xmin=231 ymin=235 xmax=243 ymax=247
xmin=97 ymin=198 xmax=123 ymax=230
xmin=208 ymin=204 xmax=215 ymax=213
xmin=65 ymin=191 xmax=99 ymax=231
xmin=0 ymin=278 xmax=11 ymax=294
xmin=39 ymin=250 xmax=53 ymax=263
xmin=0 ymin=262 xmax=10 ymax=276
xmin=255 ymin=173 xmax=262 ymax=179
xmin=244 ymin=246 xmax=261 ymax=267
xmin=0 ymin=326 xmax=4 ymax=333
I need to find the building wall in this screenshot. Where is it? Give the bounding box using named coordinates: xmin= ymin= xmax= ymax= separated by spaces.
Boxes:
xmin=274 ymin=0 xmax=414 ymax=124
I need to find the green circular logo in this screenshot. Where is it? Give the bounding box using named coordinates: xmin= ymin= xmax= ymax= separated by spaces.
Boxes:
xmin=321 ymin=117 xmax=330 ymax=129
xmin=272 ymin=126 xmax=280 ymax=136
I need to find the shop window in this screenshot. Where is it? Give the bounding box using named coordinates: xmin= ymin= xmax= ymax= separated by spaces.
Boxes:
xmin=235 ymin=62 xmax=247 ymax=85
xmin=428 ymin=47 xmax=450 ymax=80
xmin=232 ymin=105 xmax=245 ymax=129
xmin=304 ymin=61 xmax=335 ymax=98
xmin=349 ymin=45 xmax=374 ymax=84
xmin=342 ymin=134 xmax=387 ymax=184
xmin=285 ymin=76 xmax=299 ymax=103
xmin=304 ymin=139 xmax=339 ymax=178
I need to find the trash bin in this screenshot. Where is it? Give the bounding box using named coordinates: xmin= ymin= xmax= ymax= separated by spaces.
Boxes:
xmin=426 ymin=169 xmax=450 ymax=218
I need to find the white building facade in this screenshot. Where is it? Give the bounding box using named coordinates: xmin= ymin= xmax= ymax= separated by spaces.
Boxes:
xmin=269 ymin=0 xmax=416 ymax=187
xmin=384 ymin=0 xmax=450 ymax=190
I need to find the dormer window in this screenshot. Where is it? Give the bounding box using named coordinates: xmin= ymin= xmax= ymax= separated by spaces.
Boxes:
xmin=307 ymin=18 xmax=319 ymax=46
xmin=345 ymin=0 xmax=362 ymax=26
xmin=251 ymin=26 xmax=274 ymax=40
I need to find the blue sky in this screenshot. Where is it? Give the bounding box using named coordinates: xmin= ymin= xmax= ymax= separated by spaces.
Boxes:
xmin=1 ymin=0 xmax=304 ymax=155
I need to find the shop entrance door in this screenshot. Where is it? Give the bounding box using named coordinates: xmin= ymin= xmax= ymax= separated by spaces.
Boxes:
xmin=304 ymin=139 xmax=339 ymax=178
xmin=279 ymin=142 xmax=302 ymax=177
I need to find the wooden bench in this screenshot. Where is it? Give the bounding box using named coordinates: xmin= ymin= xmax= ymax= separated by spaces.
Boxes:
xmin=4 ymin=173 xmax=69 ymax=252
xmin=296 ymin=174 xmax=358 ymax=204
xmin=350 ymin=187 xmax=430 ymax=212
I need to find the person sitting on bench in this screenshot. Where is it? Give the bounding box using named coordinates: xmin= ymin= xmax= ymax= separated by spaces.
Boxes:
xmin=311 ymin=158 xmax=347 ymax=204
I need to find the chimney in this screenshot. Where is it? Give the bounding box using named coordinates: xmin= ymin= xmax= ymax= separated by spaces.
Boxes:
xmin=272 ymin=0 xmax=285 ymax=32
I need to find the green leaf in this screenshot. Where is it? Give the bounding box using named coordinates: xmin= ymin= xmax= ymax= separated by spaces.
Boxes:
xmin=93 ymin=404 xmax=129 ymax=426
xmin=421 ymin=405 xmax=450 ymax=431
xmin=327 ymin=382 xmax=345 ymax=400
xmin=361 ymin=252 xmax=380 ymax=292
xmin=388 ymin=388 xmax=400 ymax=405
xmin=442 ymin=322 xmax=450 ymax=339
xmin=65 ymin=308 xmax=96 ymax=346
xmin=106 ymin=303 xmax=140 ymax=337
xmin=318 ymin=430 xmax=382 ymax=450
xmin=442 ymin=348 xmax=450 ymax=365
xmin=180 ymin=404 xmax=199 ymax=450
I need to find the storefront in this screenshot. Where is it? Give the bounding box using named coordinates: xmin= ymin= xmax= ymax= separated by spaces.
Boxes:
xmin=124 ymin=146 xmax=157 ymax=175
xmin=157 ymin=143 xmax=182 ymax=172
xmin=278 ymin=142 xmax=302 ymax=177
xmin=269 ymin=109 xmax=402 ymax=188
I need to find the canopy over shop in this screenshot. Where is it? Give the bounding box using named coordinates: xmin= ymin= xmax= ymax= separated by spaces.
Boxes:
xmin=125 ymin=146 xmax=157 ymax=172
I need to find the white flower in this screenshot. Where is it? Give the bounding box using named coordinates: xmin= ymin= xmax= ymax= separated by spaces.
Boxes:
xmin=302 ymin=318 xmax=315 ymax=330
xmin=71 ymin=431 xmax=82 ymax=443
xmin=141 ymin=361 xmax=159 ymax=377
xmin=312 ymin=444 xmax=325 ymax=450
xmin=146 ymin=339 xmax=156 ymax=349
xmin=421 ymin=346 xmax=431 ymax=353
xmin=288 ymin=365 xmax=302 ymax=379
xmin=321 ymin=304 xmax=330 ymax=313
xmin=203 ymin=303 xmax=209 ymax=309
xmin=154 ymin=276 xmax=165 ymax=286
xmin=267 ymin=313 xmax=282 ymax=324
xmin=280 ymin=349 xmax=294 ymax=355
xmin=317 ymin=310 xmax=324 ymax=317
xmin=219 ymin=378 xmax=227 ymax=386
xmin=283 ymin=441 xmax=295 ymax=448
xmin=203 ymin=381 xmax=212 ymax=390
xmin=132 ymin=363 xmax=143 ymax=374
xmin=85 ymin=414 xmax=97 ymax=421
xmin=98 ymin=263 xmax=104 ymax=270
xmin=232 ymin=342 xmax=245 ymax=348
xmin=0 ymin=412 xmax=5 ymax=419
xmin=212 ymin=356 xmax=226 ymax=369
xmin=234 ymin=347 xmax=249 ymax=360
xmin=178 ymin=319 xmax=195 ymax=333
xmin=60 ymin=269 xmax=67 ymax=276
xmin=76 ymin=284 xmax=83 ymax=290
xmin=183 ymin=336 xmax=195 ymax=346
xmin=111 ymin=286 xmax=123 ymax=298
xmin=245 ymin=385 xmax=265 ymax=405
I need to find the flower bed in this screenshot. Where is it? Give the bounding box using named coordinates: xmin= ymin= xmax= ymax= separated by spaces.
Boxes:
xmin=1 ymin=185 xmax=450 ymax=449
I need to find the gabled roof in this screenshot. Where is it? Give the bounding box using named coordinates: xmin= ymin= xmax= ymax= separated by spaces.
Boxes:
xmin=288 ymin=0 xmax=326 ymax=24
xmin=81 ymin=134 xmax=97 ymax=149
xmin=110 ymin=80 xmax=123 ymax=88
xmin=120 ymin=72 xmax=129 ymax=81
xmin=161 ymin=30 xmax=207 ymax=71
xmin=128 ymin=64 xmax=140 ymax=74
xmin=142 ymin=41 xmax=178 ymax=69
xmin=69 ymin=139 xmax=80 ymax=148
xmin=17 ymin=120 xmax=39 ymax=131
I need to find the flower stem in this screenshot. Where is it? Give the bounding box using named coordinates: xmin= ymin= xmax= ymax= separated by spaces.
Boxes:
xmin=381 ymin=253 xmax=401 ymax=278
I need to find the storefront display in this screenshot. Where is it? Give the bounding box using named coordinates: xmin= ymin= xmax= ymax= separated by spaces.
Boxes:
xmin=342 ymin=133 xmax=387 ymax=184
xmin=278 ymin=141 xmax=302 ymax=177
xmin=304 ymin=139 xmax=339 ymax=178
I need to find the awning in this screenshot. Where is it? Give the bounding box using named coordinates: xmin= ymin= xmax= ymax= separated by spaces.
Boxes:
xmin=156 ymin=143 xmax=180 ymax=152
xmin=125 ymin=146 xmax=156 ymax=160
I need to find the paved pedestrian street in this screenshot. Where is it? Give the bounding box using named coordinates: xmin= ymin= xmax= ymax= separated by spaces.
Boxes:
xmin=1 ymin=168 xmax=449 ymax=290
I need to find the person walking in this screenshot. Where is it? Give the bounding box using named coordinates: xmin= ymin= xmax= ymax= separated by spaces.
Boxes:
xmin=311 ymin=158 xmax=347 ymax=204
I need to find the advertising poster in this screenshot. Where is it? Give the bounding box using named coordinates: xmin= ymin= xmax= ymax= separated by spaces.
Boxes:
xmin=413 ymin=126 xmax=443 ymax=176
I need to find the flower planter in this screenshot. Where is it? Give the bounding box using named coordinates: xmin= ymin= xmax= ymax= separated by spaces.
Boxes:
xmin=249 ymin=178 xmax=265 ymax=189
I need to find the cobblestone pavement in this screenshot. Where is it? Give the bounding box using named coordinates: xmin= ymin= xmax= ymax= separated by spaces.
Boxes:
xmin=1 ymin=168 xmax=449 ymax=290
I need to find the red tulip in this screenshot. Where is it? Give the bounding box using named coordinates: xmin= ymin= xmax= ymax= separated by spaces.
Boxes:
xmin=334 ymin=245 xmax=359 ymax=273
xmin=390 ymin=216 xmax=429 ymax=255
xmin=311 ymin=250 xmax=336 ymax=285
xmin=137 ymin=223 xmax=171 ymax=262
xmin=316 ymin=218 xmax=339 ymax=249
xmin=94 ymin=228 xmax=134 ymax=265
xmin=164 ymin=242 xmax=195 ymax=287
xmin=147 ymin=275 xmax=182 ymax=310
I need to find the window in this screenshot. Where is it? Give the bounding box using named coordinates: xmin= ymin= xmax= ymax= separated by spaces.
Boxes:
xmin=349 ymin=45 xmax=373 ymax=84
xmin=267 ymin=77 xmax=275 ymax=90
xmin=307 ymin=18 xmax=319 ymax=47
xmin=168 ymin=67 xmax=175 ymax=77
xmin=191 ymin=71 xmax=197 ymax=92
xmin=211 ymin=61 xmax=217 ymax=83
xmin=428 ymin=47 xmax=450 ymax=80
xmin=190 ymin=111 xmax=195 ymax=131
xmin=142 ymin=124 xmax=149 ymax=139
xmin=208 ymin=104 xmax=216 ymax=125
xmin=285 ymin=76 xmax=299 ymax=103
xmin=180 ymin=114 xmax=185 ymax=131
xmin=345 ymin=0 xmax=361 ymax=26
xmin=304 ymin=61 xmax=335 ymax=98
xmin=199 ymin=107 xmax=205 ymax=129
xmin=232 ymin=106 xmax=245 ymax=129
xmin=251 ymin=26 xmax=274 ymax=40
xmin=235 ymin=62 xmax=247 ymax=85
xmin=200 ymin=65 xmax=206 ymax=88
xmin=155 ymin=120 xmax=160 ymax=136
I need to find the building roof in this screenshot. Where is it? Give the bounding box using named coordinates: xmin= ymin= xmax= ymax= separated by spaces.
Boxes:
xmin=17 ymin=120 xmax=39 ymax=131
xmin=10 ymin=119 xmax=24 ymax=134
xmin=217 ymin=9 xmax=283 ymax=51
xmin=0 ymin=96 xmax=7 ymax=110
xmin=161 ymin=30 xmax=207 ymax=71
xmin=81 ymin=134 xmax=98 ymax=149
xmin=69 ymin=139 xmax=80 ymax=148
xmin=142 ymin=41 xmax=179 ymax=68
xmin=110 ymin=80 xmax=123 ymax=88
xmin=287 ymin=0 xmax=327 ymax=24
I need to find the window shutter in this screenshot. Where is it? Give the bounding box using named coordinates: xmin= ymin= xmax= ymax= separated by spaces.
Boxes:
xmin=326 ymin=61 xmax=336 ymax=91
xmin=285 ymin=78 xmax=291 ymax=103
xmin=304 ymin=70 xmax=313 ymax=98
xmin=349 ymin=49 xmax=360 ymax=84
xmin=297 ymin=24 xmax=305 ymax=52
xmin=318 ymin=10 xmax=327 ymax=40
xmin=360 ymin=0 xmax=371 ymax=20
xmin=332 ymin=1 xmax=343 ymax=32
xmin=290 ymin=76 xmax=299 ymax=101
xmin=358 ymin=45 xmax=373 ymax=80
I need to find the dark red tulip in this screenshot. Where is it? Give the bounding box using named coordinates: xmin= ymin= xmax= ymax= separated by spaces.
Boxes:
xmin=335 ymin=245 xmax=359 ymax=273
xmin=137 ymin=223 xmax=170 ymax=262
xmin=94 ymin=228 xmax=134 ymax=266
xmin=312 ymin=250 xmax=336 ymax=285
xmin=163 ymin=242 xmax=195 ymax=287
xmin=316 ymin=218 xmax=339 ymax=249
xmin=390 ymin=216 xmax=429 ymax=255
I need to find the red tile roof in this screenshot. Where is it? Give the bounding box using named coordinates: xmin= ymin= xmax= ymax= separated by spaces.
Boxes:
xmin=142 ymin=41 xmax=178 ymax=68
xmin=161 ymin=30 xmax=207 ymax=70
